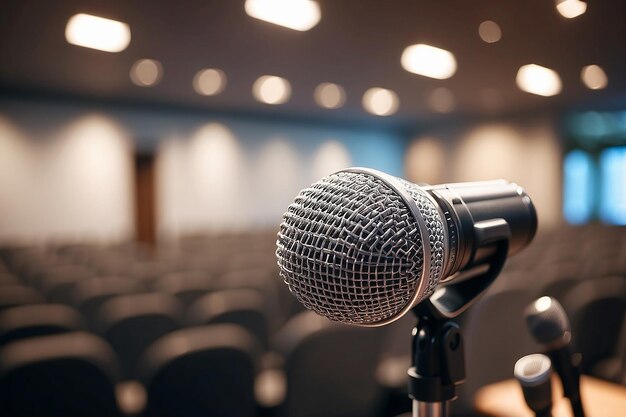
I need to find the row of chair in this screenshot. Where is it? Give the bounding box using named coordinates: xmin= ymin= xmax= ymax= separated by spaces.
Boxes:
xmin=0 ymin=225 xmax=625 ymax=417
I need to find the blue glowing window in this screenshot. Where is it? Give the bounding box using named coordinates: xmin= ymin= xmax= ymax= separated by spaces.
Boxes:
xmin=563 ymin=150 xmax=594 ymax=224
xmin=599 ymin=146 xmax=626 ymax=225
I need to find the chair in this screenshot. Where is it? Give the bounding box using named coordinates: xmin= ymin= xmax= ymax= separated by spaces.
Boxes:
xmin=96 ymin=293 xmax=184 ymax=378
xmin=187 ymin=289 xmax=270 ymax=350
xmin=0 ymin=304 xmax=85 ymax=347
xmin=450 ymin=285 xmax=540 ymax=416
xmin=562 ymin=275 xmax=626 ymax=373
xmin=138 ymin=324 xmax=259 ymax=417
xmin=151 ymin=271 xmax=213 ymax=306
xmin=0 ymin=272 xmax=19 ymax=286
xmin=0 ymin=285 xmax=45 ymax=311
xmin=217 ymin=268 xmax=282 ymax=327
xmin=275 ymin=311 xmax=385 ymax=417
xmin=72 ymin=276 xmax=145 ymax=327
xmin=39 ymin=265 xmax=94 ymax=303
xmin=539 ymin=261 xmax=585 ymax=303
xmin=0 ymin=332 xmax=121 ymax=417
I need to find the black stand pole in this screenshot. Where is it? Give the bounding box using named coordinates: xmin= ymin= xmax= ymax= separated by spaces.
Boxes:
xmin=408 ymin=307 xmax=466 ymax=417
xmin=405 ymin=216 xmax=512 ymax=417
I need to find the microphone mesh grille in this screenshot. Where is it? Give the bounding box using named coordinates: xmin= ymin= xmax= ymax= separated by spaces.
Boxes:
xmin=276 ymin=171 xmax=445 ymax=325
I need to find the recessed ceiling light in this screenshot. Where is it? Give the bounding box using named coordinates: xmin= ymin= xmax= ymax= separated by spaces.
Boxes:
xmin=401 ymin=44 xmax=457 ymax=80
xmin=556 ymin=0 xmax=587 ymax=19
xmin=516 ymin=64 xmax=562 ymax=97
xmin=478 ymin=21 xmax=502 ymax=43
xmin=253 ymin=75 xmax=291 ymax=105
xmin=193 ymin=69 xmax=227 ymax=96
xmin=130 ymin=59 xmax=163 ymax=87
xmin=245 ymin=0 xmax=321 ymax=31
xmin=65 ymin=13 xmax=131 ymax=53
xmin=362 ymin=88 xmax=399 ymax=116
xmin=429 ymin=88 xmax=456 ymax=113
xmin=581 ymin=65 xmax=608 ymax=90
xmin=314 ymin=83 xmax=346 ymax=109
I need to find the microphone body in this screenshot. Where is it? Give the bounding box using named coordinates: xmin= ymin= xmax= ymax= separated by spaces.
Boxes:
xmin=525 ymin=297 xmax=585 ymax=417
xmin=276 ymin=167 xmax=537 ymax=326
xmin=514 ymin=354 xmax=554 ymax=417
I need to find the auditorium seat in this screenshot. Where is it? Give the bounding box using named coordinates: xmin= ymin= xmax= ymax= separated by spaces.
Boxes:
xmin=562 ymin=275 xmax=626 ymax=374
xmin=72 ymin=276 xmax=145 ymax=327
xmin=0 ymin=304 xmax=85 ymax=347
xmin=539 ymin=261 xmax=585 ymax=303
xmin=217 ymin=269 xmax=282 ymax=327
xmin=0 ymin=272 xmax=19 ymax=286
xmin=187 ymin=289 xmax=270 ymax=350
xmin=0 ymin=331 xmax=122 ymax=417
xmin=0 ymin=285 xmax=45 ymax=311
xmin=96 ymin=293 xmax=184 ymax=378
xmin=151 ymin=271 xmax=213 ymax=306
xmin=275 ymin=311 xmax=385 ymax=417
xmin=39 ymin=264 xmax=94 ymax=303
xmin=138 ymin=324 xmax=259 ymax=417
xmin=451 ymin=285 xmax=540 ymax=416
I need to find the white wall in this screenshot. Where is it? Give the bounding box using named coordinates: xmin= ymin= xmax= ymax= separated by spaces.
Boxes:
xmin=405 ymin=118 xmax=563 ymax=229
xmin=155 ymin=121 xmax=398 ymax=238
xmin=0 ymin=99 xmax=405 ymax=243
xmin=0 ymin=109 xmax=134 ymax=244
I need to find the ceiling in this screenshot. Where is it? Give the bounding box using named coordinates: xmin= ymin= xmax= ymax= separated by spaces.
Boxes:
xmin=1 ymin=0 xmax=625 ymax=127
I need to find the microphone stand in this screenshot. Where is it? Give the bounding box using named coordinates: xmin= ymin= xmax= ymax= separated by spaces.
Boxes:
xmin=408 ymin=219 xmax=512 ymax=417
xmin=408 ymin=308 xmax=465 ymax=417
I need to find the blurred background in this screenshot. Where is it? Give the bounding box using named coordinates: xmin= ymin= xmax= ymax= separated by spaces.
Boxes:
xmin=0 ymin=1 xmax=625 ymax=416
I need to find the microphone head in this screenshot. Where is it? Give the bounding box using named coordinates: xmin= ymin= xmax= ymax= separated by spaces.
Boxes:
xmin=275 ymin=168 xmax=447 ymax=327
xmin=514 ymin=353 xmax=553 ymax=413
xmin=525 ymin=296 xmax=571 ymax=348
xmin=514 ymin=353 xmax=552 ymax=386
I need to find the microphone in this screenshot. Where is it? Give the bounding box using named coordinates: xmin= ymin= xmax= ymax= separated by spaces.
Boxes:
xmin=276 ymin=167 xmax=537 ymax=326
xmin=525 ymin=296 xmax=585 ymax=417
xmin=514 ymin=353 xmax=554 ymax=417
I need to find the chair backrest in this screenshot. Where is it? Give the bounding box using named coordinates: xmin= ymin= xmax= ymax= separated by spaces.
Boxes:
xmin=72 ymin=276 xmax=144 ymax=326
xmin=0 ymin=304 xmax=85 ymax=347
xmin=0 ymin=331 xmax=121 ymax=417
xmin=187 ymin=289 xmax=269 ymax=350
xmin=152 ymin=271 xmax=213 ymax=306
xmin=39 ymin=265 xmax=94 ymax=303
xmin=0 ymin=285 xmax=45 ymax=312
xmin=451 ymin=285 xmax=540 ymax=415
xmin=562 ymin=275 xmax=626 ymax=372
xmin=217 ymin=268 xmax=282 ymax=326
xmin=97 ymin=293 xmax=183 ymax=378
xmin=138 ymin=324 xmax=259 ymax=417
xmin=0 ymin=272 xmax=19 ymax=286
xmin=276 ymin=311 xmax=385 ymax=417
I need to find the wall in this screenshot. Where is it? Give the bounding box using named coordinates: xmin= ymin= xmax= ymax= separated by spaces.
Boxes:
xmin=0 ymin=104 xmax=134 ymax=244
xmin=405 ymin=117 xmax=563 ymax=230
xmin=0 ymin=98 xmax=406 ymax=243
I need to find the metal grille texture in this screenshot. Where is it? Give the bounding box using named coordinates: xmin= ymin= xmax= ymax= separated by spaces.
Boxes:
xmin=276 ymin=170 xmax=447 ymax=326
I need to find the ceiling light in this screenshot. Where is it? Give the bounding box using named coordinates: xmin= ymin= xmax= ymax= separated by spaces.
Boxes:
xmin=581 ymin=65 xmax=608 ymax=90
xmin=193 ymin=69 xmax=226 ymax=96
xmin=401 ymin=44 xmax=457 ymax=80
xmin=65 ymin=13 xmax=131 ymax=53
xmin=556 ymin=0 xmax=587 ymax=19
xmin=130 ymin=59 xmax=163 ymax=87
xmin=429 ymin=87 xmax=456 ymax=113
xmin=515 ymin=64 xmax=562 ymax=97
xmin=478 ymin=21 xmax=502 ymax=43
xmin=314 ymin=83 xmax=346 ymax=109
xmin=245 ymin=0 xmax=321 ymax=31
xmin=362 ymin=88 xmax=399 ymax=116
xmin=253 ymin=75 xmax=291 ymax=105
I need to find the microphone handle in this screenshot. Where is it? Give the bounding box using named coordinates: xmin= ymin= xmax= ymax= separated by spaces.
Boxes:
xmin=548 ymin=347 xmax=585 ymax=417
